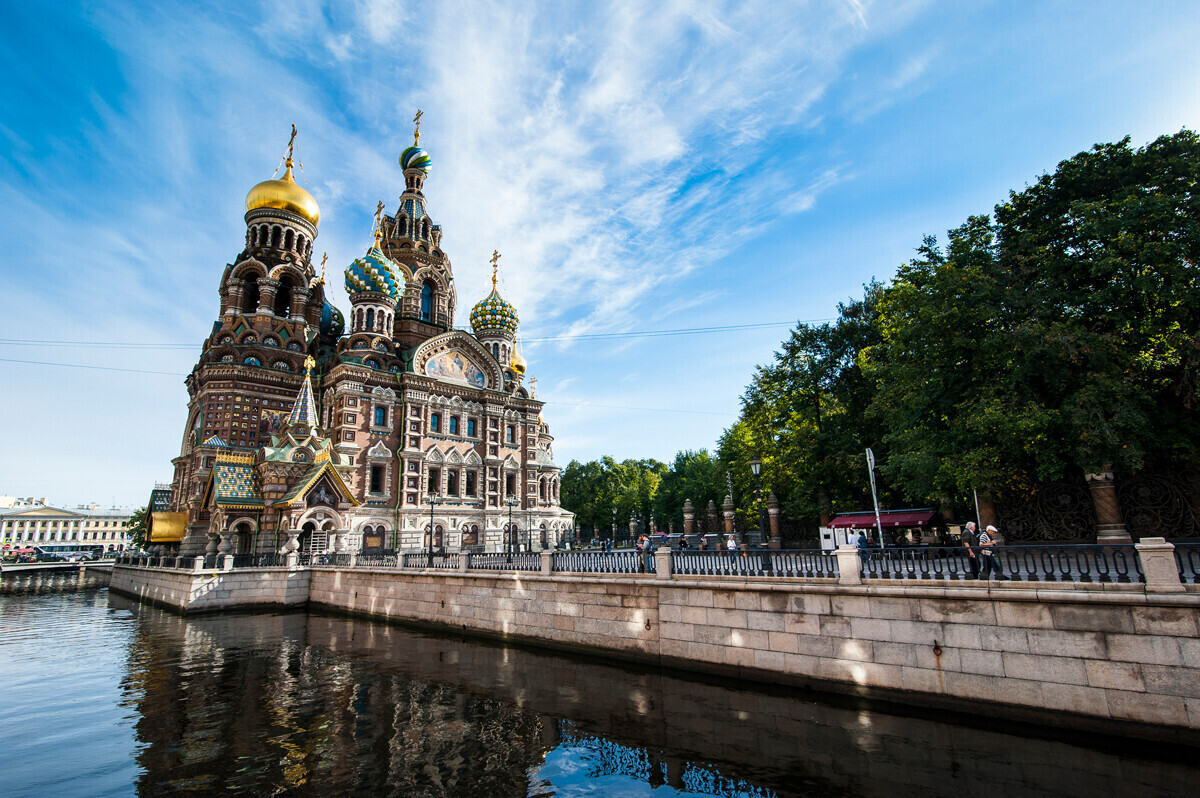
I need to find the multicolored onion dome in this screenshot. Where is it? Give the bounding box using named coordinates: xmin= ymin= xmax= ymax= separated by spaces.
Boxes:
xmin=345 ymin=246 xmax=402 ymax=300
xmin=246 ymin=162 xmax=320 ymax=226
xmin=320 ymin=300 xmax=345 ymax=338
xmin=400 ymin=146 xmax=431 ymax=174
xmin=470 ymin=288 xmax=519 ymax=336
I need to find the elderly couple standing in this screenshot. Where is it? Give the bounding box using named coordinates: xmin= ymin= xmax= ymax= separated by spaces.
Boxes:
xmin=961 ymin=521 xmax=1008 ymax=580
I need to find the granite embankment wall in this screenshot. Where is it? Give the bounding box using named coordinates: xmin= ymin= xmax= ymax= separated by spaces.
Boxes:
xmin=110 ymin=563 xmax=1200 ymax=740
xmin=110 ymin=564 xmax=309 ymax=612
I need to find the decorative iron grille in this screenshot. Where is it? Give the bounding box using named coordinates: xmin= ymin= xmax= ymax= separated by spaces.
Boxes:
xmin=996 ymin=479 xmax=1095 ymax=541
xmin=1117 ymin=472 xmax=1200 ymax=539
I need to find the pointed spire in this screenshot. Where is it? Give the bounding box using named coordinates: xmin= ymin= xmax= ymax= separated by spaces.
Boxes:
xmin=286 ymin=356 xmax=319 ymax=429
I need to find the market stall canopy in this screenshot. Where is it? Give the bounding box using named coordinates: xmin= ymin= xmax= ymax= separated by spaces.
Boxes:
xmin=828 ymin=509 xmax=936 ymax=529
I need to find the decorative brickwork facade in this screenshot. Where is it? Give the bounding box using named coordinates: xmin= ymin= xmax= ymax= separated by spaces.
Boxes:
xmin=166 ymin=124 xmax=572 ymax=557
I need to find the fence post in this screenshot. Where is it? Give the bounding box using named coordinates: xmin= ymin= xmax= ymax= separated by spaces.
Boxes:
xmin=459 ymin=552 xmax=470 ymax=573
xmin=348 ymin=552 xmax=358 ymax=567
xmin=286 ymin=551 xmax=299 ymax=569
xmin=835 ymin=544 xmax=862 ymax=586
xmin=655 ymin=547 xmax=673 ymax=580
xmin=221 ymin=554 xmax=234 ymax=572
xmin=541 ymin=549 xmax=553 ymax=576
xmin=193 ymin=557 xmax=205 ymax=574
xmin=1134 ymin=537 xmax=1184 ymax=593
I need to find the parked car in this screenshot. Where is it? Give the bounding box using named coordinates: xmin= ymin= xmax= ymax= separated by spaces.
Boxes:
xmin=64 ymin=551 xmax=96 ymax=562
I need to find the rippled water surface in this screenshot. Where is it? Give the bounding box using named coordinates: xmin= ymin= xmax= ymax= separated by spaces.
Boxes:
xmin=1 ymin=574 xmax=1197 ymax=797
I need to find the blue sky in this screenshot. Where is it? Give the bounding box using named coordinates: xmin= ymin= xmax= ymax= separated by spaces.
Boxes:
xmin=2 ymin=0 xmax=1199 ymax=507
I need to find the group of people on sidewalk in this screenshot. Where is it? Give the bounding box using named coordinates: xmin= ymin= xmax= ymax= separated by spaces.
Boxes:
xmin=853 ymin=521 xmax=1008 ymax=580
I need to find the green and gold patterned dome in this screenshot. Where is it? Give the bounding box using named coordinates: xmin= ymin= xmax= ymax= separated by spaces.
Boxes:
xmin=470 ymin=283 xmax=518 ymax=337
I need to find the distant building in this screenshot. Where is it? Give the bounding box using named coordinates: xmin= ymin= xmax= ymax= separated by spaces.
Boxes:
xmin=157 ymin=120 xmax=573 ymax=557
xmin=0 ymin=498 xmax=134 ymax=551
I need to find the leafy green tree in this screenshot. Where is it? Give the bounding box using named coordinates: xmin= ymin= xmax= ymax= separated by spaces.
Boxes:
xmin=126 ymin=505 xmax=149 ymax=549
xmin=653 ymin=450 xmax=725 ymax=529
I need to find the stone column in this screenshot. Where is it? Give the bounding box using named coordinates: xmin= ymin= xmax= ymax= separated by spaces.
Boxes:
xmin=835 ymin=544 xmax=862 ymax=586
xmin=1134 ymin=537 xmax=1184 ymax=592
xmin=767 ymin=492 xmax=781 ymax=549
xmin=540 ymin=549 xmax=553 ymax=575
xmin=1087 ymin=467 xmax=1132 ymax=543
xmin=629 ymin=515 xmax=638 ymax=540
xmin=649 ymin=514 xmax=657 ymax=536
xmin=722 ymin=495 xmax=735 ymax=535
xmin=290 ymin=287 xmax=311 ymax=322
xmin=258 ymin=279 xmax=280 ymax=314
xmin=654 ymin=546 xmax=672 ymax=580
xmin=706 ymin=500 xmax=718 ymax=533
xmin=682 ymin=500 xmax=695 ymax=537
xmin=218 ymin=532 xmax=234 ymax=569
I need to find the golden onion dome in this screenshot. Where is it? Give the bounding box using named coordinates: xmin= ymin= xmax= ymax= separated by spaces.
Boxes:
xmin=246 ymin=160 xmax=320 ymax=226
xmin=510 ymin=347 xmax=527 ymax=375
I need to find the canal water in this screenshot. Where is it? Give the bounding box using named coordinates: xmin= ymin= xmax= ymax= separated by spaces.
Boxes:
xmin=0 ymin=573 xmax=1196 ymax=797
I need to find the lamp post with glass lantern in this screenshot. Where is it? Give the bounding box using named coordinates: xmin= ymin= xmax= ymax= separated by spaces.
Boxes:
xmin=506 ymin=496 xmax=518 ymax=560
xmin=748 ymin=458 xmax=769 ymax=545
xmin=426 ymin=491 xmax=437 ymax=568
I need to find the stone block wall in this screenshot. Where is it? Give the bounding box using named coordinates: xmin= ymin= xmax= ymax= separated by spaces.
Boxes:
xmin=110 ymin=565 xmax=310 ymax=612
xmin=113 ymin=563 xmax=1200 ymax=738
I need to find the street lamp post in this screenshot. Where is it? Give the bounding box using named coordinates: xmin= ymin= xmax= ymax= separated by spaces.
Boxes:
xmin=748 ymin=458 xmax=769 ymax=544
xmin=611 ymin=507 xmax=617 ymax=549
xmin=506 ymin=496 xmax=517 ymax=561
xmin=426 ymin=491 xmax=437 ymax=568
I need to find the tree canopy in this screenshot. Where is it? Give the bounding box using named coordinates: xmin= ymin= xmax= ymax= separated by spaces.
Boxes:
xmin=561 ymin=130 xmax=1200 ymax=539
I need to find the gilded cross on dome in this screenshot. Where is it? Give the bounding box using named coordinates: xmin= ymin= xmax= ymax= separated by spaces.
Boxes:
xmin=320 ymin=252 xmax=327 ymax=282
xmin=373 ymin=200 xmax=385 ymax=244
xmin=286 ymin=124 xmax=297 ymax=165
xmin=413 ymin=109 xmax=423 ymax=146
xmin=490 ymin=250 xmax=501 ymax=289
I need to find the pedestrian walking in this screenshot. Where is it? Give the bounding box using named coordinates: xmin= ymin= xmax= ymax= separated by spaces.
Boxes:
xmin=962 ymin=521 xmax=981 ymax=579
xmin=979 ymin=524 xmax=1008 ymax=580
xmin=725 ymin=534 xmax=738 ymax=563
xmin=856 ymin=530 xmax=871 ymax=570
xmin=644 ymin=535 xmax=656 ymax=573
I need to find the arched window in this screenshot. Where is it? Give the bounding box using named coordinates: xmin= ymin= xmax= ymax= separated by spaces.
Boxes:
xmin=242 ymin=278 xmax=260 ymax=313
xmin=448 ymin=416 xmax=458 ymax=434
xmin=270 ymin=226 xmax=282 ymax=248
xmin=297 ymin=234 xmax=306 ymax=255
xmin=422 ymin=283 xmax=435 ymax=320
xmin=365 ymin=308 xmax=375 ymax=331
xmin=398 ymin=216 xmax=408 ymax=237
xmin=430 ymin=413 xmax=440 ymax=433
xmin=275 ymin=276 xmax=294 ymax=317
xmin=284 ymin=229 xmax=295 ymax=251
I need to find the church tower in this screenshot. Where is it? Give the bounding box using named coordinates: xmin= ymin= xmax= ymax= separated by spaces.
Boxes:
xmin=470 ymin=252 xmax=525 ymax=386
xmin=380 ymin=111 xmax=457 ymax=348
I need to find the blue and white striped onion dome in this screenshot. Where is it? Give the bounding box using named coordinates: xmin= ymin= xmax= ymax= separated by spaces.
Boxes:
xmin=345 ymin=246 xmax=402 ymax=300
xmin=320 ymin=300 xmax=345 ymax=338
xmin=470 ymin=289 xmax=519 ymax=336
xmin=400 ymin=146 xmax=431 ymax=174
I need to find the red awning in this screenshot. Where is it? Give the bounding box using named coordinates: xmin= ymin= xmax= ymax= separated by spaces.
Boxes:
xmin=828 ymin=510 xmax=936 ymax=529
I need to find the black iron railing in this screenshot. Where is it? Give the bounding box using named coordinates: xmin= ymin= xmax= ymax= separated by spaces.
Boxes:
xmin=1175 ymin=542 xmax=1200 ymax=584
xmin=552 ymin=550 xmax=642 ymax=574
xmin=672 ymin=549 xmax=834 ymax=578
xmin=176 ymin=556 xmax=196 ymax=569
xmin=357 ymin=554 xmax=398 ymax=568
xmin=401 ymin=552 xmax=460 ymax=569
xmin=329 ymin=553 xmax=352 ymax=566
xmin=466 ymin=553 xmax=541 ymax=572
xmin=859 ymin=544 xmax=1144 ymax=583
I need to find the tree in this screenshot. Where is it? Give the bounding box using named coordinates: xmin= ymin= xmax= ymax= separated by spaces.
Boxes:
xmin=126 ymin=505 xmax=149 ymax=550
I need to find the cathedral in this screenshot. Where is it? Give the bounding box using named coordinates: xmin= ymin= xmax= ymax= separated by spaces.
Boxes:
xmin=158 ymin=118 xmax=573 ymax=557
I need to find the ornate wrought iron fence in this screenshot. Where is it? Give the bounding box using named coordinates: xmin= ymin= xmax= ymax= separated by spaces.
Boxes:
xmin=329 ymin=553 xmax=352 ymax=566
xmin=1119 ymin=473 xmax=1200 ymax=539
xmin=763 ymin=549 xmax=839 ymax=578
xmin=466 ymin=553 xmax=541 ymax=571
xmin=997 ymin=479 xmax=1096 ymax=541
xmin=229 ymin=553 xmax=287 ymax=568
xmin=1175 ymin=542 xmax=1200 ymax=584
xmin=203 ymin=554 xmax=219 ymax=569
xmin=176 ymin=556 xmax=196 ymax=569
xmin=552 ymin=550 xmax=641 ymax=574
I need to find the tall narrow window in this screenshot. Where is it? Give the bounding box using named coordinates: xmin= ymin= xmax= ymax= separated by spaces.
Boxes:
xmin=430 ymin=413 xmax=440 ymax=432
xmin=374 ymin=406 xmax=386 ymax=426
xmin=366 ymin=308 xmax=375 ymax=331
xmin=506 ymin=425 xmax=515 ymax=443
xmin=420 ymin=282 xmax=433 ymax=322
xmin=429 ymin=468 xmax=441 ymax=494
xmin=465 ymin=471 xmax=476 ymax=497
xmin=369 ymin=466 xmax=384 ymax=494
xmin=447 ymin=470 xmax=458 ymax=496
xmin=448 ymin=416 xmax=459 ymax=434
xmin=467 ymin=419 xmax=476 ymax=437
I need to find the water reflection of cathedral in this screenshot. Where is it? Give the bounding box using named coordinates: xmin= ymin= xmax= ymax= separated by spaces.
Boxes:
xmin=155 ymin=117 xmax=573 ymax=556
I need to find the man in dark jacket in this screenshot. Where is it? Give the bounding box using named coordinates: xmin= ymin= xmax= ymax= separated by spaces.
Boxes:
xmin=962 ymin=521 xmax=981 ymax=579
